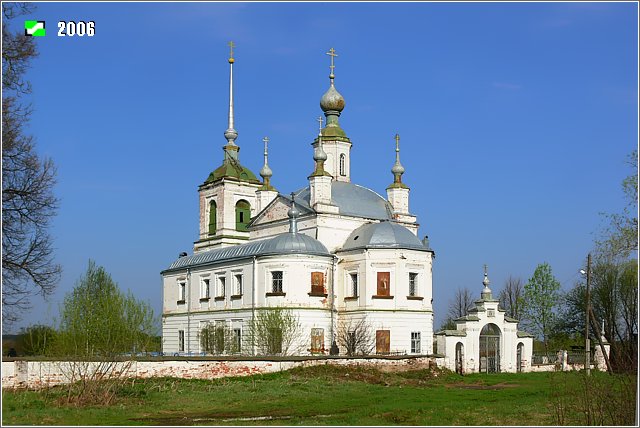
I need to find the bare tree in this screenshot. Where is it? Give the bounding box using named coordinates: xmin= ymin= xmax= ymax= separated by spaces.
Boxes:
xmin=2 ymin=3 xmax=60 ymax=327
xmin=336 ymin=318 xmax=375 ymax=356
xmin=498 ymin=276 xmax=523 ymax=320
xmin=447 ymin=287 xmax=474 ymax=320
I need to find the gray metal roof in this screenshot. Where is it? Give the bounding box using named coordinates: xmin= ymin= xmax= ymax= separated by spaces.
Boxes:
xmin=339 ymin=221 xmax=430 ymax=252
xmin=434 ymin=330 xmax=467 ymax=337
xmin=163 ymin=232 xmax=330 ymax=273
xmin=292 ymin=181 xmax=394 ymax=220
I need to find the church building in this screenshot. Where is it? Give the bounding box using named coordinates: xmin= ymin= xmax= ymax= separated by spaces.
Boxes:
xmin=160 ymin=45 xmax=435 ymax=356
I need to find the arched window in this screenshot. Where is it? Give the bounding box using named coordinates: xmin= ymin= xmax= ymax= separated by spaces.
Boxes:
xmin=339 ymin=153 xmax=346 ymax=176
xmin=208 ymin=200 xmax=217 ymax=235
xmin=235 ymin=200 xmax=251 ymax=232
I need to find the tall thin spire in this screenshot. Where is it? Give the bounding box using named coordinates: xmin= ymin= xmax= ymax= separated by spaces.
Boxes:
xmin=224 ymin=41 xmax=238 ymax=154
xmin=312 ymin=116 xmax=328 ymax=176
xmin=391 ymin=133 xmax=406 ymax=184
xmin=481 ymin=264 xmax=493 ymax=300
xmin=259 ymin=136 xmax=274 ymax=190
xmin=288 ymin=193 xmax=300 ymax=234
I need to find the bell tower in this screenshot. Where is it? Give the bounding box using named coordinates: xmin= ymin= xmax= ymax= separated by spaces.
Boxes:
xmin=195 ymin=42 xmax=262 ymax=252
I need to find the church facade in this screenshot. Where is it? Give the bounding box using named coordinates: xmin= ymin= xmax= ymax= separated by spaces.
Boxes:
xmin=160 ymin=46 xmax=435 ymax=356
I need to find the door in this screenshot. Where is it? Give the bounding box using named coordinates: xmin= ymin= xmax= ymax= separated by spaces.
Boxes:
xmin=376 ymin=330 xmax=390 ymax=354
xmin=455 ymin=342 xmax=464 ymax=375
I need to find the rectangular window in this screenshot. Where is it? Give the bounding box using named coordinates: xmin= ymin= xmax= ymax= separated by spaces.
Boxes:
xmin=178 ymin=330 xmax=185 ymax=352
xmin=311 ymin=328 xmax=324 ymax=353
xmin=377 ymin=272 xmax=390 ymax=296
xmin=214 ymin=321 xmax=225 ymax=354
xmin=268 ymin=327 xmax=283 ymax=354
xmin=409 ymin=273 xmax=418 ymax=296
xmin=218 ymin=276 xmax=226 ymax=298
xmin=272 ymin=271 xmax=283 ymax=293
xmin=376 ymin=330 xmax=390 ymax=354
xmin=350 ymin=273 xmax=358 ymax=297
xmin=232 ymin=328 xmax=242 ymax=353
xmin=201 ymin=278 xmax=210 ymax=300
xmin=411 ymin=332 xmax=421 ymax=354
xmin=234 ymin=274 xmax=243 ymax=296
xmin=178 ymin=282 xmax=186 ymax=302
xmin=311 ymin=272 xmax=325 ymax=294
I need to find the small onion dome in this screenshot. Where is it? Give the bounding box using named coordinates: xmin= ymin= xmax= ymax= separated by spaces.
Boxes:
xmin=260 ymin=163 xmax=272 ymax=179
xmin=313 ymin=145 xmax=328 ymax=162
xmin=320 ymin=82 xmax=345 ymax=113
xmin=391 ymin=160 xmax=405 ymax=176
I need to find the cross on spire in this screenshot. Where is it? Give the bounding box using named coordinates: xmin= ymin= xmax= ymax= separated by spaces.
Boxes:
xmin=395 ymin=133 xmax=400 ymax=153
xmin=484 ymin=264 xmax=488 ymax=275
xmin=317 ymin=116 xmax=324 ymax=134
xmin=326 ymin=47 xmax=338 ymax=78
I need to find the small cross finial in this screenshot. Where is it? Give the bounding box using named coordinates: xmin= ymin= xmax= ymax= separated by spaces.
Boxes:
xmin=228 ymin=41 xmax=235 ymax=60
xmin=317 ymin=116 xmax=324 ymax=134
xmin=484 ymin=264 xmax=488 ymax=275
xmin=263 ymin=136 xmax=269 ymax=153
xmin=395 ymin=133 xmax=400 ymax=152
xmin=326 ymin=47 xmax=338 ymax=77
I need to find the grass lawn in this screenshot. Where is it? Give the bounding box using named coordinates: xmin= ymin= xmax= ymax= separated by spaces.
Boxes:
xmin=1 ymin=364 xmax=634 ymax=426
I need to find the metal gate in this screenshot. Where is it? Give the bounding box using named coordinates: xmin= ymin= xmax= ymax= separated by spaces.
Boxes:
xmin=479 ymin=323 xmax=500 ymax=373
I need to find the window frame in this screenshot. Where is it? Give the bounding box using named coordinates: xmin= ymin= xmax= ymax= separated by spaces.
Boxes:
xmin=178 ymin=281 xmax=186 ymax=303
xmin=411 ymin=331 xmax=421 ymax=354
xmin=178 ymin=329 xmax=185 ymax=352
xmin=267 ymin=270 xmax=284 ymax=296
xmin=200 ymin=277 xmax=211 ymax=301
xmin=409 ymin=272 xmax=418 ymax=297
xmin=215 ymin=274 xmax=226 ymax=300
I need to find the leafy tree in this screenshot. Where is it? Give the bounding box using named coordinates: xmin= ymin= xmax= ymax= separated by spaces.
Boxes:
xmin=596 ymin=149 xmax=638 ymax=260
xmin=52 ymin=261 xmax=157 ymax=404
xmin=246 ymin=307 xmax=302 ymax=356
xmin=199 ymin=322 xmax=239 ymax=355
xmin=2 ymin=3 xmax=60 ymax=327
xmin=17 ymin=324 xmax=57 ymax=356
xmin=521 ymin=263 xmax=561 ymax=355
xmin=498 ymin=276 xmax=523 ymax=320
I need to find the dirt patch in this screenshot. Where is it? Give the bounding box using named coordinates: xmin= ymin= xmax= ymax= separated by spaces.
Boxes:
xmin=445 ymin=382 xmax=519 ymax=390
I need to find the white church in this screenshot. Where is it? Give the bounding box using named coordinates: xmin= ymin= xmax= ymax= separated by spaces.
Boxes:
xmin=161 ymin=45 xmax=532 ymax=371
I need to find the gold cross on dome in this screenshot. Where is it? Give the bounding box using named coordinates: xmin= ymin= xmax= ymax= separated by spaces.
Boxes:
xmin=228 ymin=41 xmax=235 ymax=59
xmin=326 ymin=47 xmax=338 ymax=75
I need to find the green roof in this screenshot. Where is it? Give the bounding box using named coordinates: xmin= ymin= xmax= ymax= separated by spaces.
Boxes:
xmin=204 ymin=158 xmax=261 ymax=185
xmin=517 ymin=331 xmax=535 ymax=338
xmin=434 ymin=329 xmax=467 ymax=337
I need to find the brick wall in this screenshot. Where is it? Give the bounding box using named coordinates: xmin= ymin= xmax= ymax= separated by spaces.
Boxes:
xmin=1 ymin=356 xmax=434 ymax=389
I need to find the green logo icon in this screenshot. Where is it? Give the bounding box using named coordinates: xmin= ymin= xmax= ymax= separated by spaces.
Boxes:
xmin=24 ymin=20 xmax=46 ymax=37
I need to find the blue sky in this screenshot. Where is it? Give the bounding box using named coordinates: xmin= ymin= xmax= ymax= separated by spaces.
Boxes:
xmin=4 ymin=1 xmax=638 ymax=333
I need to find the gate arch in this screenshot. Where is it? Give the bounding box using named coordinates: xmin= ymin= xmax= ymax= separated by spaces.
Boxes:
xmin=479 ymin=323 xmax=501 ymax=373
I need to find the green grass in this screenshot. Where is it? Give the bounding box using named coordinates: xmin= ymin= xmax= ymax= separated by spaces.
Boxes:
xmin=2 ymin=365 xmax=634 ymax=426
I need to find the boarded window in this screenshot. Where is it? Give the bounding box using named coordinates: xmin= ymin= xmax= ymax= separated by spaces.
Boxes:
xmin=377 ymin=272 xmax=390 ymax=296
xmin=208 ymin=200 xmax=217 ymax=234
xmin=234 ymin=274 xmax=243 ymax=295
xmin=201 ymin=278 xmax=210 ymax=299
xmin=311 ymin=328 xmax=324 ymax=353
xmin=376 ymin=330 xmax=390 ymax=354
xmin=311 ymin=272 xmax=324 ymax=294
xmin=232 ymin=328 xmax=242 ymax=353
